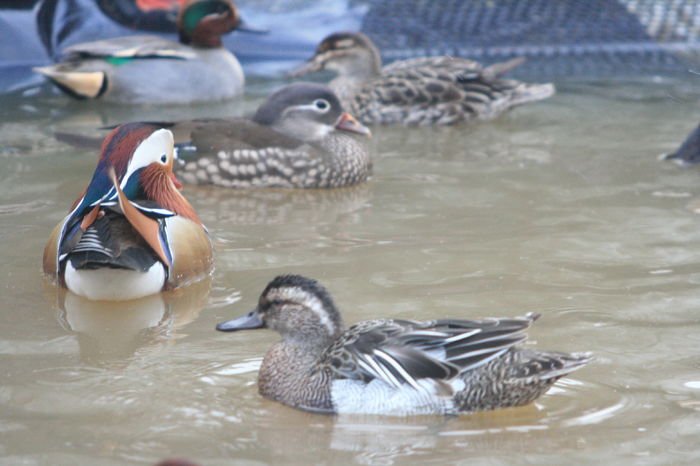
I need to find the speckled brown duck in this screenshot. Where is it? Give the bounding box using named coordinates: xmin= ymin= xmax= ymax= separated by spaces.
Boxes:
xmin=174 ymin=82 xmax=372 ymax=189
xmin=289 ymin=31 xmax=555 ymax=126
xmin=216 ymin=275 xmax=591 ymax=415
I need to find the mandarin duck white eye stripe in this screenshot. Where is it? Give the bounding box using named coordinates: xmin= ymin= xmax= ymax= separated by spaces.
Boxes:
xmin=43 ymin=123 xmax=212 ymax=301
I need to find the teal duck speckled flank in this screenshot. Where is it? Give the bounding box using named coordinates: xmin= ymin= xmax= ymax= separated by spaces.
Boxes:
xmin=43 ymin=123 xmax=213 ymax=301
xmin=34 ymin=0 xmax=244 ymax=104
xmin=216 ymin=275 xmax=591 ymax=416
xmin=289 ymin=31 xmax=555 ymax=126
xmin=174 ymin=82 xmax=372 ymax=189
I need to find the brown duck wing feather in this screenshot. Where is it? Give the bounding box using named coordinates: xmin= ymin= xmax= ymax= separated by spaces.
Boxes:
xmin=176 ymin=120 xmax=328 ymax=188
xmin=381 ymin=56 xmax=485 ymax=75
xmin=351 ymin=56 xmax=552 ymax=126
xmin=188 ymin=119 xmax=305 ymax=150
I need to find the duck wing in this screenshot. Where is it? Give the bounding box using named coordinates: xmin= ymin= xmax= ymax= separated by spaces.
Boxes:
xmin=62 ymin=207 xmax=162 ymax=272
xmin=175 ymin=119 xmax=327 ymax=188
xmin=354 ymin=56 xmax=550 ymax=125
xmin=322 ymin=314 xmax=538 ymax=391
xmin=63 ymin=36 xmax=196 ymax=60
xmin=381 ymin=56 xmax=485 ymax=75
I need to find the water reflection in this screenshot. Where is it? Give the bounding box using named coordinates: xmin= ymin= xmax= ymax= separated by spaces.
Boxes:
xmin=210 ymin=371 xmax=617 ymax=463
xmin=187 ymin=183 xmax=372 ymax=227
xmin=44 ymin=278 xmax=211 ymax=367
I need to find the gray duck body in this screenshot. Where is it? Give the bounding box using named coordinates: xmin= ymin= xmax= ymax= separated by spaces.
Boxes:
xmin=217 ymin=275 xmax=591 ymax=416
xmin=175 ymin=83 xmax=372 ymax=189
xmin=290 ymin=32 xmax=555 ymax=126
xmin=34 ymin=0 xmax=244 ymax=104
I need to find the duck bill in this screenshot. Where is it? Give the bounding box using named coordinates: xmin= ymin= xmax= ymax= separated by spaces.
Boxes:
xmin=286 ymin=58 xmax=323 ymax=78
xmin=335 ymin=112 xmax=371 ymax=137
xmin=216 ymin=309 xmax=264 ymax=332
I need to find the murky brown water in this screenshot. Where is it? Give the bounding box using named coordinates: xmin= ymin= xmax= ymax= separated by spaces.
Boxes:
xmin=2 ymin=76 xmax=700 ymax=465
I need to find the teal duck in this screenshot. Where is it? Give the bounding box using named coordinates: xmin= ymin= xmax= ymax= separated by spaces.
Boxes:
xmin=216 ymin=275 xmax=591 ymax=415
xmin=289 ymin=31 xmax=555 ymax=126
xmin=174 ymin=82 xmax=372 ymax=189
xmin=34 ymin=0 xmax=245 ymax=104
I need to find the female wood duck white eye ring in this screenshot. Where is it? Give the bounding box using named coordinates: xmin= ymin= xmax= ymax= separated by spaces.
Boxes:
xmin=313 ymin=99 xmax=330 ymax=112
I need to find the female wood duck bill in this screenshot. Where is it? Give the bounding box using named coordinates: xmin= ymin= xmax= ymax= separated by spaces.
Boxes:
xmin=289 ymin=31 xmax=556 ymax=126
xmin=43 ymin=123 xmax=213 ymax=301
xmin=174 ymin=82 xmax=372 ymax=189
xmin=34 ymin=0 xmax=247 ymax=104
xmin=216 ymin=275 xmax=592 ymax=416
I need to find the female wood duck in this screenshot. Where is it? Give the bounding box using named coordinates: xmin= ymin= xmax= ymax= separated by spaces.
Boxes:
xmin=216 ymin=275 xmax=591 ymax=415
xmin=43 ymin=123 xmax=213 ymax=301
xmin=289 ymin=31 xmax=556 ymax=126
xmin=34 ymin=0 xmax=246 ymax=104
xmin=174 ymin=82 xmax=372 ymax=188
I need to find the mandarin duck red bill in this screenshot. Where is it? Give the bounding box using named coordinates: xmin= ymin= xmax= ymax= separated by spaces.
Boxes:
xmin=43 ymin=123 xmax=213 ymax=301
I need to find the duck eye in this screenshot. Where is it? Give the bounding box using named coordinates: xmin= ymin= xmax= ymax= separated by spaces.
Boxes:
xmin=160 ymin=154 xmax=167 ymax=164
xmin=314 ymin=99 xmax=330 ymax=112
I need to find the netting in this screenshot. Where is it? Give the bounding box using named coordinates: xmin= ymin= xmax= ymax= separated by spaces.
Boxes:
xmin=360 ymin=0 xmax=700 ymax=77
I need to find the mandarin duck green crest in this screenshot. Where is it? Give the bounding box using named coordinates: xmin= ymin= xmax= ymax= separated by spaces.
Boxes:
xmin=43 ymin=123 xmax=213 ymax=301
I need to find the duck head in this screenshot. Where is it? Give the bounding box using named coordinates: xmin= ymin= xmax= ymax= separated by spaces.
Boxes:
xmin=289 ymin=31 xmax=382 ymax=80
xmin=178 ymin=0 xmax=241 ymax=47
xmin=217 ymin=275 xmax=344 ymax=345
xmin=52 ymin=123 xmax=200 ymax=273
xmin=252 ymin=82 xmax=371 ymax=142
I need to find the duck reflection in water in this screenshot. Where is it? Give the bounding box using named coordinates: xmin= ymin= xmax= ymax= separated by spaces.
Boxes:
xmin=44 ymin=277 xmax=211 ymax=367
xmin=184 ymin=183 xmax=372 ymax=226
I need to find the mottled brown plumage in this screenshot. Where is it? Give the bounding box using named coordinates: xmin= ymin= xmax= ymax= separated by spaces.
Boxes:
xmin=175 ymin=83 xmax=372 ymax=189
xmin=217 ymin=275 xmax=591 ymax=415
xmin=289 ymin=32 xmax=555 ymax=126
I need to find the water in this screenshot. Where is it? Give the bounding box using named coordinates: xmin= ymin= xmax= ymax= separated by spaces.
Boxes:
xmin=2 ymin=76 xmax=700 ymax=465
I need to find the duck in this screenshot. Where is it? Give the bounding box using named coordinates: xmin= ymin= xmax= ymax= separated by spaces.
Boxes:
xmin=216 ymin=275 xmax=591 ymax=416
xmin=173 ymin=82 xmax=372 ymax=188
xmin=43 ymin=122 xmax=213 ymax=301
xmin=34 ymin=0 xmax=246 ymax=104
xmin=289 ymin=31 xmax=555 ymax=126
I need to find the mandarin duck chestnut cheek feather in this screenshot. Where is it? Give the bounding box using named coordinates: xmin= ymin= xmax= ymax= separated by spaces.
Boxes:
xmin=174 ymin=82 xmax=372 ymax=189
xmin=217 ymin=275 xmax=591 ymax=416
xmin=33 ymin=0 xmax=245 ymax=104
xmin=289 ymin=31 xmax=556 ymax=126
xmin=43 ymin=123 xmax=213 ymax=301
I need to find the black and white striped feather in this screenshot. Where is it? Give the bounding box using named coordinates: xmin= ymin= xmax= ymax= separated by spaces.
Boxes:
xmin=321 ymin=313 xmax=539 ymax=391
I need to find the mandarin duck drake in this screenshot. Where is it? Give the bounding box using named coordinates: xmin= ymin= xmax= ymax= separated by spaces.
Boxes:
xmin=216 ymin=275 xmax=591 ymax=415
xmin=289 ymin=31 xmax=556 ymax=126
xmin=34 ymin=0 xmax=246 ymax=104
xmin=43 ymin=123 xmax=213 ymax=301
xmin=173 ymin=82 xmax=372 ymax=188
